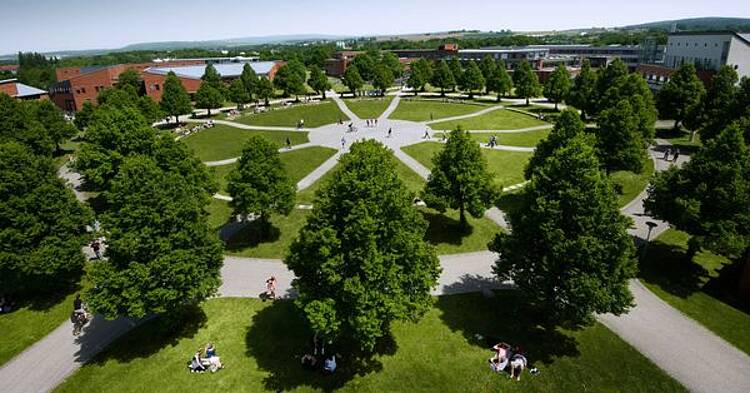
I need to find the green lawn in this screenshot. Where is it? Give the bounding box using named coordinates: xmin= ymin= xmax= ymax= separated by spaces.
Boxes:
xmin=343 ymin=96 xmax=394 ymax=119
xmin=392 ymin=156 xmax=426 ymax=195
xmin=389 ymin=100 xmax=488 ymax=122
xmin=430 ymin=109 xmax=548 ymax=131
xmin=436 ymin=130 xmax=551 ymax=148
xmin=420 ymin=207 xmax=500 ymax=255
xmin=56 ymin=294 xmax=683 ymax=393
xmin=232 ymin=101 xmax=349 ymax=128
xmin=183 ymin=126 xmax=309 ymax=162
xmin=402 ymin=142 xmax=531 ymax=188
xmin=211 ymin=147 xmax=337 ymax=194
xmin=223 ymin=209 xmax=310 ymax=259
xmin=206 ymin=198 xmax=233 ymax=230
xmin=640 ymin=229 xmax=750 ymax=356
xmin=611 ymin=157 xmax=655 ymax=207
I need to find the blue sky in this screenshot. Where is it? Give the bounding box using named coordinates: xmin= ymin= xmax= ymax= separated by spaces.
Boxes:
xmin=3 ymin=0 xmax=749 ymax=54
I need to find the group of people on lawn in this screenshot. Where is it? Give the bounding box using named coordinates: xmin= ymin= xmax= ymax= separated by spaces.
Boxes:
xmin=489 ymin=342 xmax=530 ymax=381
xmin=189 ymin=343 xmax=225 ymax=373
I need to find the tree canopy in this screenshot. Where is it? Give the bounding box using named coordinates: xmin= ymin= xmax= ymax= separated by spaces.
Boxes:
xmin=308 ymin=64 xmax=331 ymax=99
xmin=285 ymin=140 xmax=440 ymax=352
xmin=567 ymin=59 xmax=598 ymax=119
xmin=0 ymin=93 xmax=55 ymax=156
xmin=513 ymin=60 xmax=542 ymax=105
xmin=381 ymin=52 xmax=404 ymax=79
xmin=255 ymin=77 xmax=274 ymax=105
xmin=460 ymin=60 xmax=486 ymax=98
xmin=595 ymin=99 xmax=648 ymax=173
xmin=657 ymin=63 xmax=705 ymax=129
xmin=543 ymin=64 xmax=572 ymax=110
xmin=195 ymin=83 xmax=224 ymax=116
xmin=431 ymin=60 xmax=456 ymax=96
xmin=160 ymin=71 xmax=192 ymax=123
xmin=525 ymin=109 xmax=585 ymax=179
xmin=486 ymin=61 xmax=513 ymax=101
xmin=373 ymin=64 xmax=394 ymax=95
xmin=407 ymin=58 xmax=432 ymax=95
xmin=274 ymin=62 xmax=307 ymax=99
xmin=342 ymin=65 xmax=364 ymax=96
xmin=692 ymin=66 xmax=741 ymax=142
xmin=491 ymin=131 xmax=636 ymax=327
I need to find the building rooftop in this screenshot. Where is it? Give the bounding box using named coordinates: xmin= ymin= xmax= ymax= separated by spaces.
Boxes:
xmin=464 ymin=47 xmax=549 ymax=53
xmin=146 ymin=61 xmax=278 ymax=79
xmin=0 ymin=78 xmax=47 ymax=98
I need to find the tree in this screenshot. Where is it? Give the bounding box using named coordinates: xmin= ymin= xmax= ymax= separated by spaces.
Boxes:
xmin=525 ymin=109 xmax=585 ymax=179
xmin=274 ymin=63 xmax=307 ymax=100
xmin=657 ymin=63 xmax=706 ymax=130
xmin=513 ymin=60 xmax=542 ymax=105
xmin=136 ymin=95 xmax=164 ymax=124
xmin=0 ymin=142 xmax=92 ymax=297
xmin=479 ymin=55 xmax=497 ymax=83
xmin=543 ymin=64 xmax=571 ymax=110
xmin=595 ymin=99 xmax=647 ymax=173
xmin=644 ymin=125 xmax=750 ymax=298
xmin=407 ymin=58 xmax=432 ymax=95
xmin=201 ymin=63 xmax=223 ymax=89
xmin=460 ymin=60 xmax=485 ymax=98
xmin=351 ymin=53 xmax=377 ymax=82
xmin=423 ymin=128 xmax=496 ymax=226
xmin=229 ymin=79 xmax=251 ymax=109
xmin=430 ymin=60 xmax=456 ymax=96
xmin=490 ymin=132 xmax=637 ymax=327
xmin=227 ymin=136 xmax=295 ymax=233
xmin=85 ymin=156 xmax=223 ymax=319
xmin=342 ymin=65 xmax=364 ymax=97
xmin=195 ymin=83 xmax=224 ymax=117
xmin=117 ymin=69 xmax=142 ymax=94
xmin=568 ymin=59 xmax=598 ymax=120
xmin=240 ymin=63 xmax=258 ymax=101
xmin=693 ymin=65 xmax=740 ymax=142
xmin=485 ymin=61 xmax=513 ymax=102
xmin=285 ymin=140 xmax=440 ymax=351
xmin=96 ymin=86 xmax=139 ymax=108
xmin=595 ymin=58 xmax=629 ymax=115
xmin=159 ymin=71 xmax=192 ymax=124
xmin=74 ymin=101 xmax=96 ymax=130
xmin=372 ymin=64 xmax=394 ymax=96
xmin=448 ymin=58 xmax=463 ymax=92
xmin=308 ymin=64 xmax=331 ymax=99
xmin=33 ymin=99 xmax=77 ymax=152
xmin=255 ymin=76 xmax=274 ymax=106
xmin=381 ymin=52 xmax=403 ymax=79
xmin=0 ymin=93 xmax=54 ymax=155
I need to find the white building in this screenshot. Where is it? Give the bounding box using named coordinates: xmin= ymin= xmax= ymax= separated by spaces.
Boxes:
xmin=665 ymin=31 xmax=750 ymax=79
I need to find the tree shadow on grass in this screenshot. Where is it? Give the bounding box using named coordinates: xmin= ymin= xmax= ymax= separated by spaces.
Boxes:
xmin=639 ymin=241 xmax=715 ymax=299
xmin=81 ymin=305 xmax=207 ymax=365
xmin=222 ymin=220 xmax=281 ymax=251
xmin=246 ymin=300 xmax=397 ymax=392
xmin=435 ymin=291 xmax=580 ymax=367
xmin=422 ymin=211 xmax=474 ymax=247
xmin=495 ymin=192 xmax=525 ymax=218
xmin=703 ymin=260 xmax=750 ymax=314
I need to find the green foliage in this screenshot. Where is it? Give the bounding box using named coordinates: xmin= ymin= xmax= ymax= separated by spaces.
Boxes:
xmin=351 ymin=53 xmax=377 ymax=81
xmin=227 ymin=136 xmax=295 ymax=226
xmin=543 ymin=64 xmax=572 ymax=110
xmin=491 ymin=132 xmax=637 ymax=327
xmin=240 ymin=63 xmax=258 ymax=101
xmin=342 ymin=65 xmax=364 ymax=95
xmin=478 ymin=55 xmax=497 ymax=81
xmin=693 ymin=66 xmax=741 ymax=142
xmin=136 ymin=95 xmax=164 ymax=124
xmin=194 ymin=84 xmax=224 ymax=116
xmin=595 ymin=59 xmax=629 ymax=114
xmin=308 ymin=64 xmax=331 ymax=98
xmin=74 ymin=101 xmax=96 ymax=130
xmin=16 ymin=52 xmax=56 ymax=89
xmin=85 ymin=156 xmax=223 ymax=319
xmin=159 ymin=71 xmax=192 ymax=123
xmin=200 ymin=64 xmax=223 ymax=88
xmin=599 ymin=72 xmax=658 ymax=142
xmin=423 ymin=128 xmax=497 ymax=225
xmin=595 ymin=99 xmax=647 ymax=173
xmin=372 ymin=64 xmax=394 ymax=95
xmin=255 ymin=77 xmax=274 ymax=105
xmin=116 ymin=69 xmax=142 ymax=94
xmin=448 ymin=58 xmax=463 ymax=91
xmin=381 ymin=52 xmax=403 ymax=79
xmin=512 ymin=60 xmax=542 ymax=104
xmin=459 ymin=60 xmax=485 ymax=98
xmin=567 ymin=59 xmax=598 ymax=119
xmin=97 ymin=85 xmax=138 ymax=107
xmin=285 ymin=140 xmax=440 ymax=352
xmin=486 ymin=60 xmax=513 ymax=101
xmin=229 ymin=79 xmax=251 ymax=109
xmin=430 ymin=60 xmax=456 ymax=96
xmin=525 ymin=109 xmax=586 ymax=179
xmin=657 ymin=63 xmax=705 ymax=128
xmin=645 ymin=124 xmax=750 ymax=257
xmin=0 ymin=93 xmax=55 ymax=155
xmin=32 ymin=99 xmax=77 ymax=150
xmin=274 ymin=63 xmax=307 ymax=98
xmin=407 ymin=58 xmax=432 ymax=95
xmin=0 ymin=142 xmax=92 ymax=296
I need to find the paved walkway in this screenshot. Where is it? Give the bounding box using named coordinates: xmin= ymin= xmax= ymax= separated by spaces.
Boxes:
xmin=424 ymin=105 xmax=503 ymax=125
xmin=379 ymin=94 xmax=402 ymax=120
xmin=183 ymin=118 xmax=307 ymax=132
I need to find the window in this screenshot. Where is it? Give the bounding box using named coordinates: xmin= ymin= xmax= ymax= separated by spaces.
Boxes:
xmin=81 ymin=87 xmax=86 ymax=93
xmin=155 ymin=84 xmax=160 ymax=91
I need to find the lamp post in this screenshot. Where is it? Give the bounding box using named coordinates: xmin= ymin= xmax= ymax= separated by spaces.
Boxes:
xmin=641 ymin=221 xmax=659 ymax=262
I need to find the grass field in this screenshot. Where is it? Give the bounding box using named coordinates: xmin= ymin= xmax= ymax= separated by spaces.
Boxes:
xmin=430 ymin=109 xmax=548 ymax=131
xmin=389 ymin=100 xmax=488 ymax=122
xmin=435 ymin=129 xmax=551 ymax=148
xmin=56 ymin=294 xmax=683 ymax=393
xmin=182 ymin=126 xmax=309 ymax=162
xmin=0 ymin=288 xmax=80 ymax=366
xmin=420 ymin=207 xmax=500 ymax=255
xmin=343 ymin=96 xmax=394 ymax=119
xmin=223 ymin=209 xmax=310 ymax=259
xmin=610 ymin=157 xmax=655 ymax=207
xmin=655 ymin=128 xmax=702 ymax=155
xmin=211 ymin=147 xmax=337 ymax=194
xmin=232 ymin=101 xmax=349 ymax=128
xmin=402 ymin=142 xmax=531 ymax=188
xmin=640 ymin=229 xmax=750 ymax=356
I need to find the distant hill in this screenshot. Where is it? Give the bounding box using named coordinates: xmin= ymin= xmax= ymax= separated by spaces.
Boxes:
xmin=117 ymin=34 xmax=350 ymax=51
xmin=624 ymin=17 xmax=750 ymax=32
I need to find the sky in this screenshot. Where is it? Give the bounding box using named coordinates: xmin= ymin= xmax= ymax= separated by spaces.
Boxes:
xmin=3 ymin=0 xmax=749 ymax=54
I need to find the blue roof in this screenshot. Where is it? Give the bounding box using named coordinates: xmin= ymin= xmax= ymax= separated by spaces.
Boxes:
xmin=146 ymin=61 xmax=277 ymax=80
xmin=1 ymin=79 xmax=47 ymax=97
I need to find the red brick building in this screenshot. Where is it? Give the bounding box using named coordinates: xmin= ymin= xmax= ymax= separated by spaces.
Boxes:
xmin=0 ymin=78 xmax=48 ymax=100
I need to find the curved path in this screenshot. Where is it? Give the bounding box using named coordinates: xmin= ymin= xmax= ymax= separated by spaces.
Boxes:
xmin=4 ymin=97 xmax=750 ymax=393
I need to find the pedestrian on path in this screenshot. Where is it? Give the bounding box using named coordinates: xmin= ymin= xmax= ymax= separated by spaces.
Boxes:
xmin=341 ymin=137 xmax=346 ymax=149
xmin=366 ymin=119 xmax=370 ymax=127
xmin=672 ymin=147 xmax=680 ymax=162
xmin=663 ymin=148 xmax=670 ymax=161
xmin=374 ymin=118 xmax=378 ymax=126
xmin=265 ymin=276 xmax=277 ymax=300
xmin=388 ymin=128 xmax=392 ymax=138
xmin=424 ymin=129 xmax=430 ymax=139
xmin=90 ymin=240 xmax=101 ymax=259
xmin=286 ymin=137 xmax=292 ymax=150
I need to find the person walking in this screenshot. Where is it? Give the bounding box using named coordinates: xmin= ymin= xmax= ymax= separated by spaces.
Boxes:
xmin=663 ymin=147 xmax=670 ymax=161
xmin=366 ymin=119 xmax=370 ymax=127
xmin=423 ymin=129 xmax=430 ymax=139
xmin=265 ymin=276 xmax=277 ymax=300
xmin=387 ymin=128 xmax=392 ymax=138
xmin=90 ymin=240 xmax=101 ymax=259
xmin=286 ymin=137 xmax=292 ymax=150
xmin=672 ymin=147 xmax=680 ymax=163
xmin=341 ymin=136 xmax=346 ymax=149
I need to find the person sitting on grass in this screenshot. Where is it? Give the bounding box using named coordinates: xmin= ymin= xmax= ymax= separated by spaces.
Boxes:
xmin=489 ymin=342 xmax=511 ymax=372
xmin=509 ymin=352 xmax=527 ymax=381
xmin=189 ymin=350 xmax=207 ymax=373
xmin=323 ymin=355 xmax=337 ymax=374
xmin=204 ymin=343 xmax=225 ymax=372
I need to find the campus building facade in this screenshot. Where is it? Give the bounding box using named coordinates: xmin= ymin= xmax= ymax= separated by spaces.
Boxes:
xmin=0 ymin=78 xmax=48 ymax=100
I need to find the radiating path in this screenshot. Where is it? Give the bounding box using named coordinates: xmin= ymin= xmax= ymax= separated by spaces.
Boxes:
xmin=423 ymin=104 xmax=504 ymax=125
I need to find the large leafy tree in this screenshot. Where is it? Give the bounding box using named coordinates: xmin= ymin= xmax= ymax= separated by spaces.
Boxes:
xmin=567 ymin=59 xmax=598 ymax=120
xmin=408 ymin=58 xmax=432 ymax=95
xmin=595 ymin=99 xmax=647 ymax=173
xmin=160 ymin=71 xmax=192 ymax=123
xmin=543 ymin=64 xmax=571 ymax=110
xmin=0 ymin=93 xmax=54 ymax=155
xmin=657 ymin=63 xmax=706 ymax=130
xmin=381 ymin=52 xmax=403 ymax=79
xmin=227 ymin=136 xmax=295 ymax=232
xmin=117 ymin=69 xmax=142 ymax=94
xmin=98 ymin=84 xmax=164 ymax=123
xmin=692 ymin=65 xmax=740 ymax=142
xmin=595 ymin=58 xmax=629 ymax=115
xmin=486 ymin=61 xmax=513 ymax=102
xmin=460 ymin=60 xmax=485 ymax=98
xmin=513 ymin=60 xmax=542 ymax=105
xmin=423 ymin=128 xmax=496 ymax=226
xmin=351 ymin=53 xmax=377 ymax=82
xmin=645 ymin=125 xmax=750 ymax=298
xmin=479 ymin=55 xmax=497 ymax=86
xmin=0 ymin=142 xmax=92 ymax=296
xmin=85 ymin=156 xmax=223 ymax=319
xmin=525 ymin=109 xmax=585 ymax=179
xmin=372 ymin=64 xmax=394 ymax=96
xmin=240 ymin=63 xmax=258 ymax=102
xmin=431 ymin=60 xmax=456 ymax=96
xmin=33 ymin=99 xmax=77 ymax=152
xmin=274 ymin=62 xmax=307 ymax=100
xmin=285 ymin=140 xmax=440 ymax=351
xmin=448 ymin=58 xmax=463 ymax=92
xmin=195 ymin=83 xmax=224 ymax=117
xmin=308 ymin=64 xmax=331 ymax=99
xmin=491 ymin=132 xmax=637 ymax=327
xmin=74 ymin=101 xmax=96 ymax=130
xmin=136 ymin=95 xmax=165 ymax=124
xmin=342 ymin=65 xmax=364 ymax=97
xmin=201 ymin=64 xmax=223 ymax=90
xmin=600 ymin=73 xmax=658 ymax=142
xmin=255 ymin=76 xmax=274 ymax=106
xmin=229 ymin=79 xmax=251 ymax=109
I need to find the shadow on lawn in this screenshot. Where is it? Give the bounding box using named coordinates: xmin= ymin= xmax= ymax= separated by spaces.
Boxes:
xmin=246 ymin=300 xmax=397 ymax=392
xmin=435 ymin=291 xmax=580 ymax=366
xmin=222 ymin=220 xmax=281 ymax=251
xmin=422 ymin=211 xmax=474 ymax=246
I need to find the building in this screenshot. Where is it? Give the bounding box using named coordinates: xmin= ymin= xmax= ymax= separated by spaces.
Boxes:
xmin=50 ymin=59 xmax=282 ymax=112
xmin=0 ymin=64 xmax=19 ymax=74
xmin=0 ymin=78 xmax=48 ymax=100
xmin=454 ymin=47 xmax=549 ymax=69
xmin=529 ymin=44 xmax=656 ymax=70
xmin=663 ymin=31 xmax=750 ymax=78
xmin=324 ymin=51 xmax=362 ymax=77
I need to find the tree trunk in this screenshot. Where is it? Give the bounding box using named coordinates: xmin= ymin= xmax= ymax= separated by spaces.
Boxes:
xmin=496 ymin=94 xmax=501 ymax=103
xmin=525 ymin=97 xmax=530 ymax=105
xmin=207 ymin=108 xmax=211 ymax=117
xmin=321 ymin=90 xmax=326 ymax=99
xmin=441 ymin=87 xmax=445 ymax=97
xmin=459 ymin=205 xmax=467 ymax=229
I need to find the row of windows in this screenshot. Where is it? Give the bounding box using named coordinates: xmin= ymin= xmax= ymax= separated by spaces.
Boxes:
xmin=669 ymin=41 xmax=720 ymax=48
